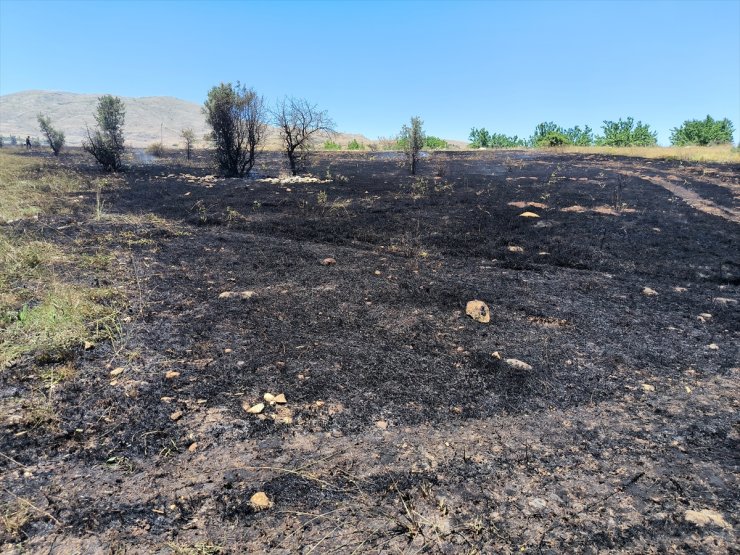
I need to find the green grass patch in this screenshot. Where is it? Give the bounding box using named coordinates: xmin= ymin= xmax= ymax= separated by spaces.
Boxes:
xmin=0 ymin=151 xmax=92 ymax=222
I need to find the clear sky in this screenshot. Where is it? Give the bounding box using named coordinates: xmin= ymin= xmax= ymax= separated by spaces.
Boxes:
xmin=1 ymin=0 xmax=738 ymax=144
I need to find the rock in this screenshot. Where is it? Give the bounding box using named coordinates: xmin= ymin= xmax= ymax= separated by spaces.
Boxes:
xmin=507 ymin=246 xmax=524 ymax=253
xmin=188 ymin=442 xmax=198 ymax=452
xmin=244 ymin=402 xmax=265 ymax=414
xmin=84 ymin=341 xmax=95 ymax=350
xmin=707 ymin=343 xmax=719 ymax=350
xmin=375 ymin=420 xmax=388 ymax=430
xmin=642 ymin=383 xmax=655 ymax=392
xmin=519 ymin=211 xmax=540 ymax=218
xmin=170 ymin=411 xmax=183 ymax=421
xmin=110 ymin=367 xmax=125 ymax=377
xmin=264 ymin=393 xmax=276 ymax=403
xmin=250 ymin=491 xmax=273 ymax=510
xmin=673 ymin=286 xmax=687 ymax=293
xmin=273 ymin=393 xmax=287 ymax=404
xmin=642 ymin=287 xmax=658 ymax=296
xmin=505 ymin=358 xmax=532 ymax=371
xmin=491 ymin=351 xmax=502 ymax=360
xmin=321 ymin=257 xmax=336 ymax=266
xmin=165 ymin=371 xmax=180 ymax=379
xmin=685 ymin=509 xmax=731 ymax=530
xmin=698 ymin=313 xmax=712 ymax=320
xmin=713 ymin=297 xmax=737 ymax=305
xmin=466 ymin=300 xmax=490 ymax=323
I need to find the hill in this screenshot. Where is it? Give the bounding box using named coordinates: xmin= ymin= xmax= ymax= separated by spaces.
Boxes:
xmin=0 ymin=90 xmax=374 ymax=149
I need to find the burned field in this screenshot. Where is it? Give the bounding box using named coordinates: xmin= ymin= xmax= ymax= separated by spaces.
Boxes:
xmin=1 ymin=149 xmax=738 ymax=553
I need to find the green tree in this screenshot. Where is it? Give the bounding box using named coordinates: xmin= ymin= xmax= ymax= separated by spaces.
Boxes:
xmin=399 ymin=116 xmax=425 ymax=175
xmin=203 ymin=82 xmax=267 ymax=177
xmin=670 ymin=115 xmax=735 ymax=146
xmin=323 ymin=140 xmax=341 ymax=151
xmin=82 ymin=95 xmax=126 ymax=172
xmin=469 ymin=127 xmax=492 ymax=148
xmin=597 ymin=117 xmax=657 ymax=147
xmin=424 ymin=136 xmax=448 ymax=150
xmin=564 ymin=125 xmax=594 ymax=146
xmin=347 ymin=138 xmax=363 ymax=150
xmin=180 ymin=128 xmax=196 ymax=160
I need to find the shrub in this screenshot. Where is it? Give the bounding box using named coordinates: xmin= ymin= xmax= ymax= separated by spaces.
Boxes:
xmin=424 ymin=136 xmax=448 ymax=150
xmin=82 ymin=95 xmax=126 ymax=172
xmin=204 ymin=82 xmax=267 ymax=177
xmin=670 ymin=115 xmax=735 ymax=146
xmin=146 ymin=142 xmax=165 ymax=157
xmin=469 ymin=128 xmax=491 ymax=148
xmin=597 ymin=117 xmax=657 ymax=146
xmin=399 ymin=116 xmax=425 ymax=175
xmin=323 ymin=140 xmax=341 ymax=151
xmin=347 ymin=138 xmax=364 ymax=150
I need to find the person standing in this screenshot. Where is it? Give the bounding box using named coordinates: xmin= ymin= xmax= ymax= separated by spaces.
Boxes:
xmin=25 ymin=136 xmax=31 ymax=149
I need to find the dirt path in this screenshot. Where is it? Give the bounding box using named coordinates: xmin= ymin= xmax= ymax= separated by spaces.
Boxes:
xmin=618 ymin=169 xmax=740 ymax=224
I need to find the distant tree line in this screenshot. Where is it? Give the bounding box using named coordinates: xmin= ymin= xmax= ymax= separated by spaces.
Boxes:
xmin=469 ymin=115 xmax=735 ymax=148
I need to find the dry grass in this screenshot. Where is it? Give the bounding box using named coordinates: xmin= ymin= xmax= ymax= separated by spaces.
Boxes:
xmin=555 ymin=144 xmax=740 ymax=163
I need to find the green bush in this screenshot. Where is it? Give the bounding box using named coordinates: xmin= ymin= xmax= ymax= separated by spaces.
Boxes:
xmin=323 ymin=140 xmax=341 ymax=151
xmin=597 ymin=117 xmax=657 ymax=147
xmin=670 ymin=115 xmax=735 ymax=146
xmin=347 ymin=138 xmax=364 ymax=150
xmin=424 ymin=136 xmax=448 ymax=150
xmin=538 ymin=131 xmax=571 ymax=147
xmin=82 ymin=95 xmax=126 ymax=172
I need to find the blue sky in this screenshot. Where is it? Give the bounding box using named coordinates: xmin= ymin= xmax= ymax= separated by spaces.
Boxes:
xmin=1 ymin=0 xmax=738 ymax=144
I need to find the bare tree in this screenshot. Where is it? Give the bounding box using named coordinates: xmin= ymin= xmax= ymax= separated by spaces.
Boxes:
xmin=273 ymin=97 xmax=335 ymax=175
xmin=203 ymin=82 xmax=267 ymax=177
xmin=180 ymin=128 xmax=196 ymax=160
xmin=400 ymin=116 xmax=425 ymax=175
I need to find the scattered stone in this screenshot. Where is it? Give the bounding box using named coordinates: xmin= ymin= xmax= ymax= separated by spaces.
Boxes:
xmin=528 ymin=498 xmax=547 ymax=510
xmin=375 ymin=420 xmax=388 ymax=430
xmin=250 ymin=491 xmax=273 ymax=510
xmin=224 ymin=348 xmax=232 ymax=354
xmin=507 ymin=245 xmax=524 ymax=253
xmin=218 ymin=290 xmax=255 ymax=300
xmin=244 ymin=402 xmax=265 ymax=414
xmin=673 ymin=286 xmax=687 ymax=293
xmin=685 ymin=509 xmax=731 ymax=530
xmin=505 ymin=358 xmax=532 ymax=371
xmin=165 ymin=371 xmax=180 ymax=379
xmin=170 ymin=411 xmax=183 ymax=421
xmin=110 ymin=367 xmax=125 ymax=377
xmin=713 ymin=297 xmax=737 ymax=305
xmin=519 ymin=211 xmax=540 ymax=218
xmin=698 ymin=313 xmax=712 ymax=320
xmin=160 ymin=396 xmax=174 ymax=403
xmin=188 ymin=442 xmax=198 ymax=452
xmin=264 ymin=393 xmax=276 ymax=403
xmin=274 ymin=393 xmax=287 ymax=404
xmin=491 ymin=351 xmax=502 ymax=360
xmin=642 ymin=383 xmax=655 ymax=392
xmin=236 ymin=361 xmax=246 ymax=367
xmin=321 ymin=257 xmax=336 ymax=266
xmin=466 ymin=300 xmax=490 ymax=323
xmin=84 ymin=341 xmax=95 ymax=350
xmin=374 ymin=270 xmax=382 ymax=276
xmin=707 ymin=343 xmax=719 ymax=350
xmin=538 ymin=251 xmax=550 ymax=256
xmin=642 ymin=287 xmax=658 ymax=297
